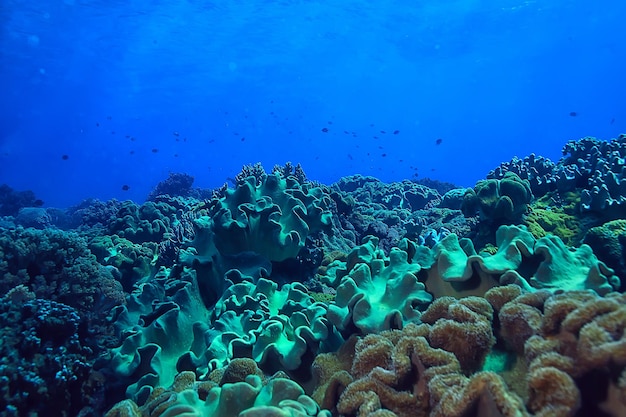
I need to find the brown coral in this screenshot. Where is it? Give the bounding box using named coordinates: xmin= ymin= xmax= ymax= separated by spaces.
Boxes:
xmin=421 ymin=296 xmax=496 ymax=372
xmin=430 ymin=371 xmax=528 ymax=417
xmin=330 ymin=286 xmax=626 ymax=417
xmin=336 ymin=328 xmax=459 ymax=417
xmin=485 ymin=285 xmax=626 ymax=416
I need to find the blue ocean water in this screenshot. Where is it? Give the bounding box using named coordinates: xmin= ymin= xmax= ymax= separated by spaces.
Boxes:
xmin=1 ymin=0 xmax=625 ymax=208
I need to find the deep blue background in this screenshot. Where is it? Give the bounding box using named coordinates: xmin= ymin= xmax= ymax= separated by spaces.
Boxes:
xmin=1 ymin=0 xmax=625 ymax=207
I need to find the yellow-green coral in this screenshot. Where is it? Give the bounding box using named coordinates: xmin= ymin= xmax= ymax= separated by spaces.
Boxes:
xmin=525 ymin=192 xmax=582 ymax=246
xmin=309 ymin=291 xmax=336 ymax=304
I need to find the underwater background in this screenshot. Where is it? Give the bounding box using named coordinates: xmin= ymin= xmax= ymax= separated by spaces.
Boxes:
xmin=1 ymin=0 xmax=625 ymax=207
xmin=2 ymin=1 xmax=626 ymax=417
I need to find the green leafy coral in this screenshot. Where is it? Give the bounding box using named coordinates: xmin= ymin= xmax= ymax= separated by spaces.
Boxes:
xmin=209 ymin=173 xmax=332 ymax=262
xmin=325 ymin=236 xmax=433 ymax=334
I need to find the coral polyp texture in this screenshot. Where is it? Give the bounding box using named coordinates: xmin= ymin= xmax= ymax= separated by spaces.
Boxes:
xmin=2 ymin=141 xmax=626 ymax=417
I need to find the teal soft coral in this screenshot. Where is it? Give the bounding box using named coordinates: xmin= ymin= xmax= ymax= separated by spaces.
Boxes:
xmin=326 ymin=236 xmax=433 ymax=334
xmin=209 ymin=173 xmax=332 ymax=262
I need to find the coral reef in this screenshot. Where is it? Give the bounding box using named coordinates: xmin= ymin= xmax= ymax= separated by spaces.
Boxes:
xmin=0 ymin=184 xmax=43 ymax=217
xmin=208 ymin=173 xmax=332 ymax=262
xmin=326 ymin=236 xmax=433 ymax=334
xmin=4 ymin=145 xmax=626 ymax=417
xmin=106 ymin=371 xmax=330 ymax=417
xmin=147 ymin=172 xmax=195 ymax=200
xmin=0 ymin=287 xmax=116 ymax=417
xmin=461 ymin=172 xmax=533 ymax=224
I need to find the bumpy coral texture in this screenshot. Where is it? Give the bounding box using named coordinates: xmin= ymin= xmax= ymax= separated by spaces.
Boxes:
xmin=0 ymin=226 xmax=124 ymax=319
xmin=209 ymin=173 xmax=332 ymax=262
xmin=312 ymin=286 xmax=626 ymax=417
xmin=315 ymin=307 xmax=524 ymax=417
xmin=0 ymin=288 xmax=112 ymax=417
xmin=486 ymin=285 xmax=626 ymax=416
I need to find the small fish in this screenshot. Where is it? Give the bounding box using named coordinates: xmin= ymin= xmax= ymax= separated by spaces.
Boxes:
xmin=348 ymin=154 xmax=353 ymax=160
xmin=96 ymin=122 xmax=100 ymax=127
xmin=393 ymin=130 xmax=400 ymax=134
xmin=381 ymin=153 xmax=387 ymax=157
xmin=61 ymin=154 xmax=69 ymax=160
xmin=241 ymin=137 xmax=246 ymax=141
xmin=130 ymin=150 xmax=135 ymax=154
xmin=328 ymin=121 xmax=333 ymax=125
xmin=436 ymin=138 xmax=443 ymax=145
xmin=173 ymin=131 xmax=180 ymax=136
xmin=569 ymin=112 xmax=577 ymax=117
xmin=321 ymin=127 xmax=329 ymax=133
xmin=380 ymin=130 xmax=386 ymax=134
xmin=121 ymin=184 xmax=130 ymax=191
xmin=152 ymin=148 xmax=159 ymax=153
xmin=174 ymin=153 xmax=179 ymax=157
xmin=130 ymin=137 xmax=136 ymax=141
xmin=209 ymin=139 xmax=215 ymax=143
xmin=611 ymin=118 xmax=615 ymax=124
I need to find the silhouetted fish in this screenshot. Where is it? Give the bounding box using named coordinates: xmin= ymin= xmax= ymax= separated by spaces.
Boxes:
xmin=611 ymin=118 xmax=615 ymax=124
xmin=121 ymin=185 xmax=130 ymax=191
xmin=152 ymin=148 xmax=159 ymax=153
xmin=393 ymin=130 xmax=400 ymax=134
xmin=321 ymin=128 xmax=329 ymax=133
xmin=61 ymin=154 xmax=69 ymax=160
xmin=569 ymin=112 xmax=577 ymax=117
xmin=436 ymin=138 xmax=443 ymax=145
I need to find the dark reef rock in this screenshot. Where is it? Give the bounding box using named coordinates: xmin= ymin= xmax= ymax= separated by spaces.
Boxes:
xmin=0 ymin=184 xmax=43 ymax=217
